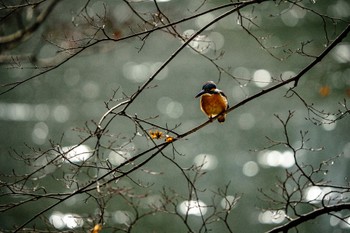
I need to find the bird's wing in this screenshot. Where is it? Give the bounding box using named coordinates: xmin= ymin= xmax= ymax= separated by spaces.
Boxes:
xmin=219 ymin=90 xmax=229 ymax=109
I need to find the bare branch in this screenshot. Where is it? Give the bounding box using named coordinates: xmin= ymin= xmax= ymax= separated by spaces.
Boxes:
xmin=266 ymin=203 xmax=350 ymax=233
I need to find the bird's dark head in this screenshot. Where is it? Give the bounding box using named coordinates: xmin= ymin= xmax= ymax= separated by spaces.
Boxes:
xmin=195 ymin=81 xmax=217 ymax=98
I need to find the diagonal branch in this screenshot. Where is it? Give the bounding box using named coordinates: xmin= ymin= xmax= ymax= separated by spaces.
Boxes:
xmin=266 ymin=203 xmax=350 ymax=233
xmin=0 ymin=0 xmax=62 ymax=46
xmin=227 ymin=23 xmax=350 ymax=114
xmin=179 ymin=23 xmax=350 ymax=139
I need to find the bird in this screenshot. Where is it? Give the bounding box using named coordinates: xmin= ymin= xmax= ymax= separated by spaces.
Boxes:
xmin=195 ymin=81 xmax=229 ymax=123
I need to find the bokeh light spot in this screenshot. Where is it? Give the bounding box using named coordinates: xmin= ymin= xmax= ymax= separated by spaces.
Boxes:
xmin=208 ymin=32 xmax=225 ymax=50
xmin=304 ymin=186 xmax=322 ymax=202
xmin=290 ymin=4 xmax=307 ymax=19
xmin=281 ymin=71 xmax=296 ymax=89
xmin=341 ymin=217 xmax=350 ymax=229
xmin=258 ymin=150 xmax=295 ymax=168
xmin=31 ymin=155 xmax=57 ymax=179
xmin=123 ymin=62 xmax=150 ymax=83
xmin=82 ymin=81 xmax=100 ymax=99
xmin=233 ymin=66 xmax=251 ymax=81
xmin=178 ymin=200 xmax=207 ymax=216
xmin=113 ymin=211 xmax=134 ymax=225
xmin=52 ymin=105 xmax=70 ymax=123
xmin=34 ymin=104 xmax=50 ymax=121
xmin=231 ymin=85 xmax=249 ymax=102
xmin=49 ymin=212 xmax=65 ymax=229
xmin=242 ymin=161 xmax=259 ymax=177
xmin=220 ymin=195 xmax=239 ymax=210
xmin=253 ymin=69 xmax=271 ymax=88
xmin=281 ymin=10 xmax=299 ymax=27
xmin=49 ymin=212 xmax=83 ymax=229
xmin=164 ymin=100 xmax=183 ymax=119
xmin=63 ymin=214 xmax=83 ymax=229
xmin=0 ymin=103 xmax=33 ymax=121
xmin=109 ymin=150 xmax=131 ymax=166
xmin=32 ymin=122 xmax=49 ymax=145
xmin=150 ymin=62 xmax=168 ymax=80
xmin=322 ymin=115 xmax=337 ymax=131
xmin=61 ymin=145 xmax=92 ymax=163
xmin=193 ymin=153 xmax=218 ymax=170
xmin=332 ymin=44 xmax=350 ymax=63
xmin=328 ymin=1 xmax=350 ymax=18
xmin=258 ymin=210 xmax=285 ymax=224
xmin=182 ymin=30 xmax=211 ymax=53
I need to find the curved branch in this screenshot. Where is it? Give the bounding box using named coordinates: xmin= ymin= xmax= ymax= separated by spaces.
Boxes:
xmin=266 ymin=203 xmax=350 ymax=233
xmin=0 ymin=0 xmax=62 ymax=46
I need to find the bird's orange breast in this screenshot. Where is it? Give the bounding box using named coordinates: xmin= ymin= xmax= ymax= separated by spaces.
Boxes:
xmin=200 ymin=93 xmax=228 ymax=118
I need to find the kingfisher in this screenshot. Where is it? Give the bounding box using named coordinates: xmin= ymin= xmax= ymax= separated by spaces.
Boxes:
xmin=195 ymin=81 xmax=229 ymax=123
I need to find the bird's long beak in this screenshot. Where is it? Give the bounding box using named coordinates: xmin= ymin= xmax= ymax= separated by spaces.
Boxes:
xmin=195 ymin=90 xmax=205 ymax=98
